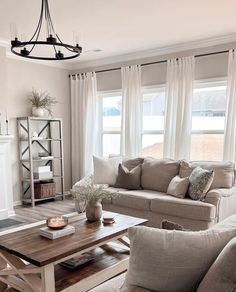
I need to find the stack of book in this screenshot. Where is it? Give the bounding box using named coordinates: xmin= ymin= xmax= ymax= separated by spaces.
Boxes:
xmin=60 ymin=253 xmax=94 ymax=269
xmin=34 ymin=166 xmax=53 ymax=179
xmin=40 ymin=225 xmax=75 ymax=240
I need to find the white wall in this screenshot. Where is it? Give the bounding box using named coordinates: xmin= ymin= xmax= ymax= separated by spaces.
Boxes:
xmin=70 ymin=42 xmax=235 ymax=91
xmin=0 ymin=48 xmax=71 ymax=204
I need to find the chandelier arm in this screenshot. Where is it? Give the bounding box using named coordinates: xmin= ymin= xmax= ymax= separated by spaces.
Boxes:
xmin=29 ymin=7 xmax=44 ymax=54
xmin=55 ymin=34 xmax=75 ymax=53
xmin=45 ymin=0 xmax=52 ymax=37
xmin=45 ymin=0 xmax=57 ymax=36
xmin=52 ymin=44 xmax=58 ymax=55
xmin=29 ymin=0 xmax=44 ymax=42
xmin=45 ymin=1 xmax=50 ymax=37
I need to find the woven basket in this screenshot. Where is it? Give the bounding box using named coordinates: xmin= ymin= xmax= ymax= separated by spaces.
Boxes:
xmin=34 ymin=182 xmax=56 ymax=199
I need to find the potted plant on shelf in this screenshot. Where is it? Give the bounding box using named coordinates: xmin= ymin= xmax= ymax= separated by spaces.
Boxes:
xmin=29 ymin=90 xmax=58 ymax=117
xmin=72 ymin=183 xmax=119 ymax=222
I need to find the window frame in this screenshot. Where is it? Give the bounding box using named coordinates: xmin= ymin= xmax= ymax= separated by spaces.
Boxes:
xmin=141 ymin=85 xmax=166 ymax=158
xmin=98 ymin=90 xmax=122 ymax=156
xmin=190 ymin=77 xmax=227 ymax=161
xmin=192 ymin=78 xmax=227 ymax=135
xmin=98 ymin=85 xmax=166 ymax=157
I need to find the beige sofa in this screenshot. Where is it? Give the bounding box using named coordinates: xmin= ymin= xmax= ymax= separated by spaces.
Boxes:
xmin=102 ymin=158 xmax=236 ymax=230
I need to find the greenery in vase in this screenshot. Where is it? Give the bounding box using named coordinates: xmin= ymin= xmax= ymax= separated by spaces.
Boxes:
xmin=72 ymin=182 xmax=119 ymax=204
xmin=29 ymin=90 xmax=58 ymax=116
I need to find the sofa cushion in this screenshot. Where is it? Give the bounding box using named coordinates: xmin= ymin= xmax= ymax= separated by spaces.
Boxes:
xmin=197 ymin=237 xmax=236 ymax=292
xmin=167 ymin=175 xmax=189 ymax=199
xmin=151 ymin=194 xmax=216 ymax=221
xmin=112 ymin=190 xmax=163 ymax=211
xmin=141 ymin=158 xmax=180 ymax=192
xmin=180 ymin=160 xmax=235 ymax=189
xmin=115 ymin=164 xmax=142 ymax=190
xmin=123 ymin=215 xmax=236 ymax=292
xmin=122 ymin=157 xmax=144 ymax=170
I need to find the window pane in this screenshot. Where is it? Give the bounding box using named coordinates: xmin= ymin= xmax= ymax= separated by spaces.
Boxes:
xmin=192 ymin=85 xmax=227 ymax=131
xmin=143 ymin=90 xmax=165 ymax=131
xmin=191 ymin=83 xmax=226 ymax=161
xmin=103 ymin=95 xmax=122 ymax=132
xmin=142 ymin=134 xmax=163 ymax=159
xmin=191 ymin=134 xmax=224 ymax=161
xmin=103 ymin=134 xmax=120 ymax=157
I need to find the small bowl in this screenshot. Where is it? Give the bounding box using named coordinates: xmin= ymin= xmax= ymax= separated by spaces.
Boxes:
xmin=47 ymin=216 xmax=68 ymax=230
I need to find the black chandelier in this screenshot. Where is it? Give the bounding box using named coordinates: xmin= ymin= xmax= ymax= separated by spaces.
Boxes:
xmin=11 ymin=0 xmax=82 ymax=61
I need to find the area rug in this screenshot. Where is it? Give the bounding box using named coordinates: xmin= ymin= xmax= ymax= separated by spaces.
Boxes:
xmin=0 ymin=218 xmax=23 ymax=231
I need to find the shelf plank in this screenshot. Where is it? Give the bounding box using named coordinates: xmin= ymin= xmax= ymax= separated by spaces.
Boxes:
xmin=17 ymin=117 xmax=62 ymax=122
xmin=20 ymin=138 xmax=62 ymax=142
xmin=22 ymin=194 xmax=63 ymax=203
xmin=22 ymin=176 xmax=63 ymax=182
xmin=21 ymin=157 xmax=62 ymax=163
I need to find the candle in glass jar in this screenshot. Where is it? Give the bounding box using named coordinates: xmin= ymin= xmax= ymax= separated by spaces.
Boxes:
xmin=47 ymin=216 xmax=68 ymax=230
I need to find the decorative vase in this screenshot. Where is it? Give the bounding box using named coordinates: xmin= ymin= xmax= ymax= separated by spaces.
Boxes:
xmin=32 ymin=107 xmax=45 ymax=117
xmin=85 ymin=201 xmax=102 ymax=222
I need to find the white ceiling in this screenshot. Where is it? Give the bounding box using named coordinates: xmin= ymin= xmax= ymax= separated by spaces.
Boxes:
xmin=0 ymin=0 xmax=236 ymax=68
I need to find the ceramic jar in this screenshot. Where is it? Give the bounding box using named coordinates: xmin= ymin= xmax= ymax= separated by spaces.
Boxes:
xmin=85 ymin=201 xmax=102 ymax=222
xmin=32 ymin=107 xmax=45 ymax=117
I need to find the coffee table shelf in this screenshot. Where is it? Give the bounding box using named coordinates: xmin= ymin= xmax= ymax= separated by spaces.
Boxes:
xmin=55 ymin=243 xmax=129 ymax=292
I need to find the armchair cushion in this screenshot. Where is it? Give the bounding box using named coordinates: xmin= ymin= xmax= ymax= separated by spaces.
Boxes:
xmin=197 ymin=236 xmax=236 ymax=292
xmin=123 ymin=215 xmax=236 ymax=292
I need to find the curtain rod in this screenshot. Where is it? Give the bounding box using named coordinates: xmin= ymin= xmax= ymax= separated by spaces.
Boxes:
xmin=69 ymin=49 xmax=229 ymax=77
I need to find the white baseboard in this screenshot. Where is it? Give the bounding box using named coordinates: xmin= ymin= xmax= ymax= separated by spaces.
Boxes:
xmin=8 ymin=210 xmax=16 ymax=217
xmin=13 ymin=201 xmax=22 ymax=207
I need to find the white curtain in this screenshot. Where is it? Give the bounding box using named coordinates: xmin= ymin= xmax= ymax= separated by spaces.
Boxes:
xmin=163 ymin=56 xmax=195 ymax=160
xmin=70 ymin=72 xmax=98 ymax=184
xmin=121 ymin=65 xmax=142 ymax=157
xmin=223 ymin=49 xmax=236 ymax=162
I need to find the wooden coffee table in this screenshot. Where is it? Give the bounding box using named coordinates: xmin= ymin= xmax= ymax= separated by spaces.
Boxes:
xmin=0 ymin=212 xmax=147 ymax=292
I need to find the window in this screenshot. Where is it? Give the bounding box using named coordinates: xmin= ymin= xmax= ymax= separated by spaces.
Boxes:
xmin=191 ymin=80 xmax=227 ymax=161
xmin=100 ymin=92 xmax=122 ymax=157
xmin=142 ymin=87 xmax=165 ymax=158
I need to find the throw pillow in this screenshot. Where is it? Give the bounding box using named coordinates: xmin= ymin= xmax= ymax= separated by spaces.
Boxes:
xmin=197 ymin=237 xmax=236 ymax=292
xmin=188 ymin=167 xmax=214 ymax=201
xmin=93 ymin=155 xmax=121 ymax=186
xmin=115 ymin=164 xmax=142 ymax=190
xmin=161 ymin=220 xmax=184 ymax=231
xmin=122 ymin=215 xmax=236 ymax=292
xmin=167 ymin=175 xmax=189 ymax=199
xmin=122 ymin=157 xmax=144 ymax=171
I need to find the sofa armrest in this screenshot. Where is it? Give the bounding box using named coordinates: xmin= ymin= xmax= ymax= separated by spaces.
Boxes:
xmin=205 ymin=187 xmax=236 ymax=207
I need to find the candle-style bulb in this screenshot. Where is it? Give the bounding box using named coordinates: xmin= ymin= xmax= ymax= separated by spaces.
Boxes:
xmin=10 ymin=22 xmax=18 ymax=39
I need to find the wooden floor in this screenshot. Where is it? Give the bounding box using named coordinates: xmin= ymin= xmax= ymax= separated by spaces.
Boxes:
xmin=13 ymin=198 xmax=76 ymax=224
